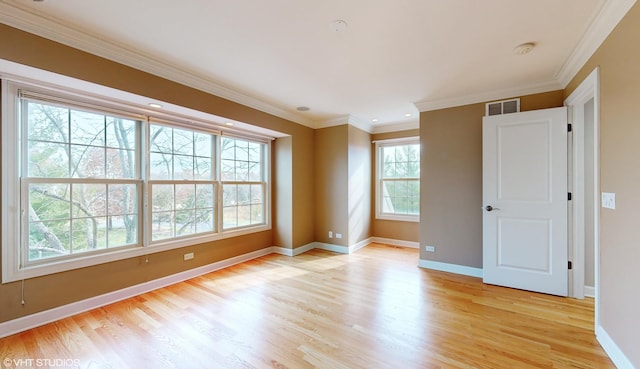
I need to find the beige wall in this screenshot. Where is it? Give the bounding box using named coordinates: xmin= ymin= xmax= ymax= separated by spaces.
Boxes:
xmin=348 ymin=125 xmax=372 ymax=245
xmin=314 ymin=125 xmax=349 ymax=246
xmin=371 ymin=129 xmax=420 ymax=242
xmin=565 ymin=3 xmax=640 ymax=366
xmin=273 ymin=137 xmax=293 ymax=248
xmin=292 ymin=129 xmax=316 ymax=248
xmin=419 ymin=91 xmax=564 ymax=267
xmin=314 ymin=125 xmax=375 ymax=246
xmin=0 ymin=24 xmax=315 ymax=323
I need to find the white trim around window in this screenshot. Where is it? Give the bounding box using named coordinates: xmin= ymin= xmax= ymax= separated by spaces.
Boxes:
xmin=1 ymin=63 xmax=273 ymax=283
xmin=375 ymin=137 xmax=420 ymax=222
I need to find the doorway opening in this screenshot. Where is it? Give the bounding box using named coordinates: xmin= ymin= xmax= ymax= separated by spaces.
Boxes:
xmin=565 ymin=68 xmax=600 ymax=321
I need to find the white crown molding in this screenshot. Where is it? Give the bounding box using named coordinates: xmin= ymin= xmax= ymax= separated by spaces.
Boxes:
xmin=0 ymin=1 xmax=316 ymax=129
xmin=315 ymin=114 xmax=374 ymax=133
xmin=347 ymin=115 xmax=373 ymax=133
xmin=315 ymin=115 xmax=350 ymax=129
xmin=415 ymin=80 xmax=563 ymax=112
xmin=416 ymin=0 xmax=636 ymax=113
xmin=555 ymin=0 xmax=637 ymax=87
xmin=372 ymin=120 xmax=419 ymax=134
xmin=2 ymin=0 xmax=633 ymax=129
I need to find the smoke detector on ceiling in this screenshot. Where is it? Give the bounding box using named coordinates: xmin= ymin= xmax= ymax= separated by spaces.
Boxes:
xmin=329 ymin=20 xmax=348 ymax=32
xmin=514 ymin=42 xmax=536 ymax=55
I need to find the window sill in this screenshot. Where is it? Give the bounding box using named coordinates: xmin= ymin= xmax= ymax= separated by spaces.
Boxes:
xmin=2 ymin=224 xmax=271 ymax=283
xmin=376 ymin=214 xmax=420 ymax=223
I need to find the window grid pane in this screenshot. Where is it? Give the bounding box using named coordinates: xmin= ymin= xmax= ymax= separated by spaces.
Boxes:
xmin=150 ymin=182 xmax=217 ymax=241
xmin=26 ymin=180 xmax=140 ymax=261
xmin=149 ymin=124 xmax=214 ymax=181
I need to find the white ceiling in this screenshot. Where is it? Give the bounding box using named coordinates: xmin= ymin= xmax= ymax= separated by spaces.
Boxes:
xmin=0 ymin=0 xmax=635 ymax=132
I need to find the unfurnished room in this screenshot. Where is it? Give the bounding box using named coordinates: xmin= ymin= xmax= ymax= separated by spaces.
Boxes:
xmin=0 ymin=1 xmax=639 ymax=368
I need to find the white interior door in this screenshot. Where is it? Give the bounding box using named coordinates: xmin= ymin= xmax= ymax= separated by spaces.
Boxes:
xmin=483 ymin=107 xmax=568 ymax=296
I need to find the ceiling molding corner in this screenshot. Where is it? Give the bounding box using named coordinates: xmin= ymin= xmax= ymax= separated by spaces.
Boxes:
xmin=555 ymin=0 xmax=637 ymax=87
xmin=372 ymin=120 xmax=419 ymax=134
xmin=315 ymin=115 xmax=373 ymax=133
xmin=415 ymin=80 xmax=563 ymax=112
xmin=347 ymin=115 xmax=373 ymax=134
xmin=315 ymin=115 xmax=350 ymax=129
xmin=0 ymin=1 xmax=316 ymax=129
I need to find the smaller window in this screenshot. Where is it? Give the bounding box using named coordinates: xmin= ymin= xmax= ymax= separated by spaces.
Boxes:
xmin=376 ymin=138 xmax=420 ymax=222
xmin=221 ymin=137 xmax=267 ymax=230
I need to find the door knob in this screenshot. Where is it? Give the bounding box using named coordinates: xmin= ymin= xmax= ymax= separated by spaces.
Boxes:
xmin=485 ymin=205 xmax=499 ymax=211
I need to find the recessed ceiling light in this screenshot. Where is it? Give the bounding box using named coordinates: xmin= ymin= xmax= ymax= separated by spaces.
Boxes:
xmin=404 ymin=113 xmax=412 ymax=118
xmin=148 ymin=103 xmax=162 ymax=108
xmin=224 ymin=122 xmax=234 ymax=126
xmin=329 ymin=20 xmax=348 ymax=32
xmin=514 ymin=42 xmax=536 ymax=55
xmin=296 ymin=106 xmax=310 ymax=112
xmin=372 ymin=118 xmax=379 ymax=123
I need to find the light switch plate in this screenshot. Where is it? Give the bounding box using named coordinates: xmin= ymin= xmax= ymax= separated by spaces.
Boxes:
xmin=602 ymin=192 xmax=616 ymax=209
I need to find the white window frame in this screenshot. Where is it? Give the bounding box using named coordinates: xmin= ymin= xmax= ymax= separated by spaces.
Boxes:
xmin=147 ymin=120 xmax=220 ymax=242
xmin=220 ymin=135 xmax=269 ymax=231
xmin=1 ymin=63 xmax=272 ymax=283
xmin=18 ymin=92 xmax=145 ymax=268
xmin=375 ymin=137 xmax=420 ymax=222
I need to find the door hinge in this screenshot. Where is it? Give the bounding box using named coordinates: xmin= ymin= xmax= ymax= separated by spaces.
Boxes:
xmin=568 ymin=261 xmax=573 ymax=270
xmin=568 ymin=123 xmax=573 ymax=132
xmin=568 ymin=192 xmax=572 ymax=201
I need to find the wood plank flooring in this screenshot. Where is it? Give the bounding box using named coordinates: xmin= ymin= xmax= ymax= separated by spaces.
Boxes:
xmin=0 ymin=244 xmax=615 ymax=369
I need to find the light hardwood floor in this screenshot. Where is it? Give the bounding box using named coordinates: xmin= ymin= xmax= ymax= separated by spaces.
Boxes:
xmin=0 ymin=244 xmax=614 ymax=369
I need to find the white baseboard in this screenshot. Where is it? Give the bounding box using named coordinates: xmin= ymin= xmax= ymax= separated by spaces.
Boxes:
xmin=0 ymin=247 xmax=274 ymax=339
xmin=584 ymin=285 xmax=596 ymax=298
xmin=314 ymin=242 xmax=350 ymax=254
xmin=596 ymin=325 xmax=635 ymax=369
xmin=272 ymin=242 xmax=316 ymax=256
xmin=278 ymin=238 xmax=419 ymax=257
xmin=418 ymin=259 xmax=483 ymax=278
xmin=349 ymin=237 xmax=373 ymax=253
xmin=371 ymin=237 xmax=419 ymax=249
xmin=293 ymin=242 xmax=317 ymax=255
xmin=271 ymin=246 xmax=294 ymax=256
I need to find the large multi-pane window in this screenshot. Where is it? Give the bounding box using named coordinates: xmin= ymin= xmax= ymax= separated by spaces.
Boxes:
xmin=376 ymin=138 xmax=420 ymax=221
xmin=23 ymin=98 xmax=141 ymax=263
xmin=2 ymin=81 xmax=270 ymax=281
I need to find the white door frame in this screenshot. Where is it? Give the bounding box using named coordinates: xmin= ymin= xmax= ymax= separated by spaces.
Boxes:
xmin=564 ymin=68 xmax=600 ymax=319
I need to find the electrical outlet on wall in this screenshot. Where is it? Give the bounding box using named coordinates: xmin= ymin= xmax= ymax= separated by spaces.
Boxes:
xmin=328 ymin=231 xmax=333 ymax=238
xmin=425 ymin=245 xmax=436 ymax=252
xmin=335 ymin=233 xmax=342 ymax=239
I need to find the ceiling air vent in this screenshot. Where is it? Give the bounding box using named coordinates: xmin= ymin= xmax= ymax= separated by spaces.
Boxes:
xmin=485 ymin=98 xmax=520 ymax=116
